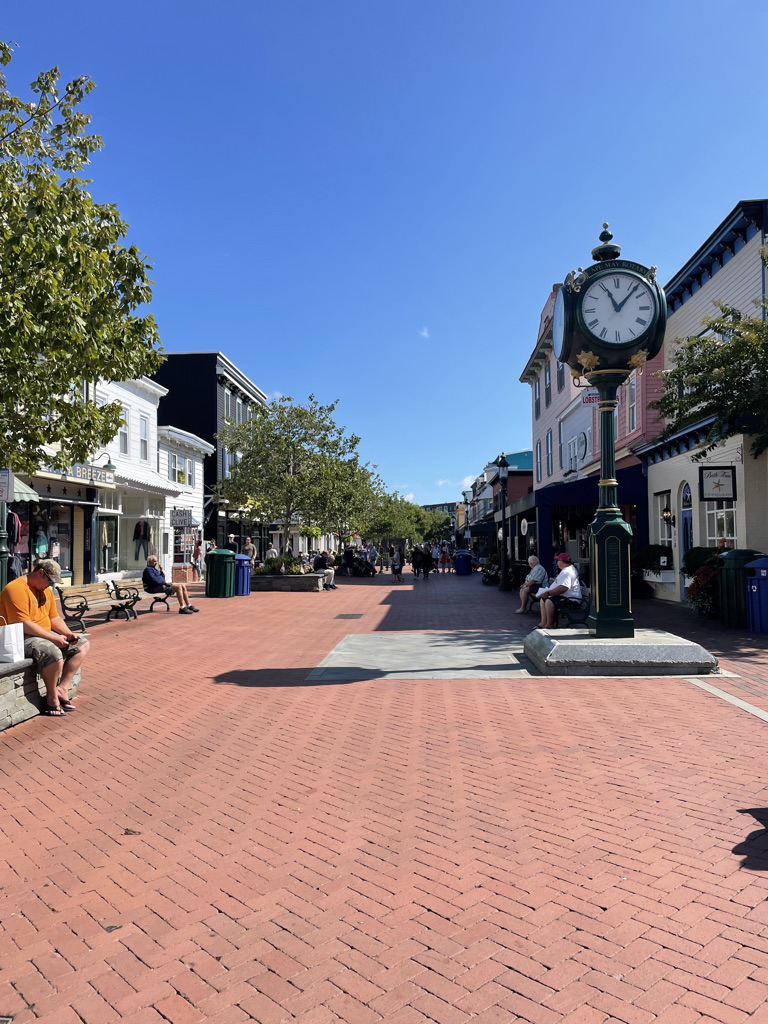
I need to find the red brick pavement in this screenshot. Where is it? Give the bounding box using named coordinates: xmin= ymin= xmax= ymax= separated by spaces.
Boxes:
xmin=2 ymin=573 xmax=768 ymax=1023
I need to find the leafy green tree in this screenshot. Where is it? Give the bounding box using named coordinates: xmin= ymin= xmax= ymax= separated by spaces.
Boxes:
xmin=654 ymin=251 xmax=768 ymax=460
xmin=218 ymin=395 xmax=360 ymax=552
xmin=310 ymin=458 xmax=384 ymax=549
xmin=0 ymin=40 xmax=163 ymax=475
xmin=364 ymin=492 xmax=425 ymax=545
xmin=422 ymin=511 xmax=453 ymax=543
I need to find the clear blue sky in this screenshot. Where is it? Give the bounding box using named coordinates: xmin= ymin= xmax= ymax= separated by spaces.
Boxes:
xmin=6 ymin=1 xmax=767 ymax=504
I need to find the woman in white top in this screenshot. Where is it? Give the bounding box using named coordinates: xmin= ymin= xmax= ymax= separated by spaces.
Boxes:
xmin=536 ymin=553 xmax=581 ymax=629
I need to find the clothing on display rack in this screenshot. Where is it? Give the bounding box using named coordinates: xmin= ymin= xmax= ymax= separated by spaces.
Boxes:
xmin=133 ymin=519 xmax=151 ymax=561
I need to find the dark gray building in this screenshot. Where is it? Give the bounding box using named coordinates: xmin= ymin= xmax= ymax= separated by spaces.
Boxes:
xmin=152 ymin=352 xmax=268 ymax=552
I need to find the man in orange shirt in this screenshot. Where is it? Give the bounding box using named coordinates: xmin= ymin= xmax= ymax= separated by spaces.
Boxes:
xmin=0 ymin=559 xmax=90 ymax=717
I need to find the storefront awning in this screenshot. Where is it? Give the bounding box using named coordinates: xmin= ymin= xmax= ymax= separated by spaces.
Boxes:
xmin=12 ymin=479 xmax=39 ymax=501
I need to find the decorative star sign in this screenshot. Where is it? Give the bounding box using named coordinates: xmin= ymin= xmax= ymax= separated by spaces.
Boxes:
xmin=713 ymin=480 xmax=723 ymax=491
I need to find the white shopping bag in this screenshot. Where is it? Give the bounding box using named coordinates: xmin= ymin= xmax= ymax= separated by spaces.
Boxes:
xmin=0 ymin=616 xmax=25 ymax=663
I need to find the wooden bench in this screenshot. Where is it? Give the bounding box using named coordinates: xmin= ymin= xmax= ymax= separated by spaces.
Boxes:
xmin=112 ymin=580 xmax=170 ymax=613
xmin=57 ymin=582 xmax=137 ymax=632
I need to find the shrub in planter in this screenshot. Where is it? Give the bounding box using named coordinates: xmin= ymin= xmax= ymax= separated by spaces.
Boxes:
xmin=686 ymin=565 xmax=720 ymax=617
xmin=681 ymin=546 xmax=720 ymax=577
xmin=633 ymin=544 xmax=674 ymax=573
xmin=254 ymin=555 xmax=304 ymax=576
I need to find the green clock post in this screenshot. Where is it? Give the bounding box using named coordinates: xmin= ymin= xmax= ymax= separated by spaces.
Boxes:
xmin=552 ymin=225 xmax=666 ymax=639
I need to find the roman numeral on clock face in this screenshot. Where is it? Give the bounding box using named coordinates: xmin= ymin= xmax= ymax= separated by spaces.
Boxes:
xmin=600 ymin=328 xmax=607 ymax=339
xmin=636 ymin=317 xmax=647 ymax=326
xmin=588 ymin=318 xmax=599 ymax=328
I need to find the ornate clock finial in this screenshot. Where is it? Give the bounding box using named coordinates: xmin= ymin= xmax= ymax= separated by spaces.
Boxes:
xmin=591 ymin=221 xmax=622 ymax=262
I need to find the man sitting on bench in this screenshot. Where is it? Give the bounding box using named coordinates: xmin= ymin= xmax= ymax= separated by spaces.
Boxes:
xmin=536 ymin=553 xmax=581 ymax=630
xmin=142 ymin=557 xmax=199 ymax=615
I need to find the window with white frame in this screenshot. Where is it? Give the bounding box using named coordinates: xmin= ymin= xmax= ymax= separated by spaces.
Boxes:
xmin=566 ymin=436 xmax=577 ymax=472
xmin=546 ymin=430 xmax=553 ymax=475
xmin=558 ymin=421 xmax=564 ymax=468
xmin=544 ymin=362 xmax=551 ymax=407
xmin=626 ymin=373 xmax=636 ymax=433
xmin=706 ymin=500 xmax=736 ymax=549
xmin=534 ymin=380 xmax=540 ymax=419
xmin=224 ymin=389 xmax=231 ymax=421
xmin=186 ymin=458 xmax=195 ymax=488
xmin=118 ymin=408 xmax=129 ymax=454
xmin=556 ymin=361 xmax=565 ymax=391
xmin=535 ymin=441 xmax=541 ymax=482
xmin=656 ymin=491 xmax=673 ymax=545
xmin=168 ymin=452 xmax=186 ymax=484
xmin=223 ymin=448 xmax=231 ymax=478
xmin=139 ymin=415 xmax=149 ymax=461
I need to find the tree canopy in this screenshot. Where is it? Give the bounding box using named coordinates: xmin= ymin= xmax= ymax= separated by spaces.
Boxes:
xmin=654 ymin=253 xmax=768 ymax=461
xmin=218 ymin=394 xmax=360 ymax=550
xmin=0 ymin=40 xmax=163 ymax=473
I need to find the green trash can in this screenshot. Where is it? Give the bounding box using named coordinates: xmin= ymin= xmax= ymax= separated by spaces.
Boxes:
xmin=205 ymin=548 xmax=236 ymax=598
xmin=718 ymin=548 xmax=766 ymax=627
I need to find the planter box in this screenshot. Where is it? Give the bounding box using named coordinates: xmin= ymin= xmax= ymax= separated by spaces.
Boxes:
xmin=642 ymin=569 xmax=676 ymax=584
xmin=0 ymin=659 xmax=80 ymax=733
xmin=250 ymin=572 xmax=325 ymax=592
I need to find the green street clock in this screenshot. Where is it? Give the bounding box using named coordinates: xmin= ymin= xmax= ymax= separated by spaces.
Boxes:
xmin=552 ymin=224 xmax=666 ymax=374
xmin=550 ymin=223 xmax=668 ymax=640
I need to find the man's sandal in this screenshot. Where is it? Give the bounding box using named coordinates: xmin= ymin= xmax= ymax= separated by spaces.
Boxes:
xmin=43 ymin=703 xmax=66 ymax=716
xmin=59 ymin=698 xmax=77 ymax=712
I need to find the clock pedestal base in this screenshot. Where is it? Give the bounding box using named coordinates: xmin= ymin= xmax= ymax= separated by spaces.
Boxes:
xmin=587 ymin=515 xmax=634 ymax=638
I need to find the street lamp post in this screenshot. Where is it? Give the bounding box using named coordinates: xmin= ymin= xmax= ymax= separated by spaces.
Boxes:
xmin=496 ymin=454 xmax=510 ymax=591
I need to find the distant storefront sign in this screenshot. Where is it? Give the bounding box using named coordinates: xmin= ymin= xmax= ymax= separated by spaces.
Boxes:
xmin=582 ymin=391 xmax=599 ymax=404
xmin=0 ymin=468 xmax=13 ymax=502
xmin=170 ymin=507 xmax=193 ymax=528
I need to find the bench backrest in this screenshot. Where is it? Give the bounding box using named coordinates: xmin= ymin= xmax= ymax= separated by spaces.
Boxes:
xmin=58 ymin=582 xmax=113 ymax=602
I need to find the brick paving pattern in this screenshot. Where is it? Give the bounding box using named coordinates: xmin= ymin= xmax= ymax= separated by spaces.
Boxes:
xmin=2 ymin=572 xmax=768 ymax=1023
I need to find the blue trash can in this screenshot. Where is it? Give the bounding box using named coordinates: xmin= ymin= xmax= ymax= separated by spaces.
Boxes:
xmin=745 ymin=557 xmax=768 ymax=633
xmin=455 ymin=551 xmax=473 ymax=576
xmin=234 ymin=554 xmax=252 ymax=596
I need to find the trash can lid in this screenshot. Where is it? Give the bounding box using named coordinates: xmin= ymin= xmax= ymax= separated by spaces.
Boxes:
xmin=208 ymin=548 xmax=236 ymax=559
xmin=718 ymin=548 xmax=767 ymax=564
xmin=745 ymin=557 xmax=768 ymax=569
xmin=235 ymin=554 xmax=252 ymax=562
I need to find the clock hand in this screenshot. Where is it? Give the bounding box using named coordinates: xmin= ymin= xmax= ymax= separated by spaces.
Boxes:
xmin=599 ymin=283 xmax=620 ymax=312
xmin=615 ymin=283 xmax=639 ymax=312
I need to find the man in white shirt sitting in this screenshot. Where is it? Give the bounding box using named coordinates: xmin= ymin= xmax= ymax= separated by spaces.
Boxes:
xmin=536 ymin=553 xmax=582 ymax=630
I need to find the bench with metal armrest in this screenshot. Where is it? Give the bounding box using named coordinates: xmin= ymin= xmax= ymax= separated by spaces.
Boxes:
xmin=56 ymin=582 xmax=137 ymax=632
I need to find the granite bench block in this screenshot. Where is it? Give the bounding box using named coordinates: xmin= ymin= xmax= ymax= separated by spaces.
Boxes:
xmin=0 ymin=658 xmax=80 ymax=731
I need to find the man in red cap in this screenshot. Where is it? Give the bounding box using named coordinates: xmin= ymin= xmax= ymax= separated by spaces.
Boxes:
xmin=536 ymin=553 xmax=582 ymax=629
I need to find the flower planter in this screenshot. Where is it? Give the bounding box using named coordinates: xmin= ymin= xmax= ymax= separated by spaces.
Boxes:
xmin=250 ymin=572 xmax=325 ymax=592
xmin=642 ymin=570 xmax=676 ymax=584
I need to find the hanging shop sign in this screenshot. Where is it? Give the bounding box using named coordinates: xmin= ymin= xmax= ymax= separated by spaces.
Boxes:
xmin=699 ymin=466 xmax=737 ymax=502
xmin=170 ymin=507 xmax=193 ymax=528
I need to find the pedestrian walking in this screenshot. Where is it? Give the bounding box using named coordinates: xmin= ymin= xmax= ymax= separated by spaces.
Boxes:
xmin=440 ymin=546 xmax=449 ymax=573
xmin=411 ymin=546 xmax=422 ymax=580
xmin=421 ymin=543 xmax=433 ymax=582
xmin=392 ymin=547 xmax=402 ymax=582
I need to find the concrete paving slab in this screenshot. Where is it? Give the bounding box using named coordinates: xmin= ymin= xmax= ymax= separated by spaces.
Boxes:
xmin=308 ymin=628 xmax=539 ymax=679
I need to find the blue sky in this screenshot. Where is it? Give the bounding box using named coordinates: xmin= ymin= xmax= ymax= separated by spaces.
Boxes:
xmin=6 ymin=1 xmax=767 ymax=504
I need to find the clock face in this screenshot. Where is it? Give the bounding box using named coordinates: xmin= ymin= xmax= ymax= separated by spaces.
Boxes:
xmin=580 ymin=272 xmax=655 ymax=344
xmin=552 ymin=287 xmax=565 ymax=358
